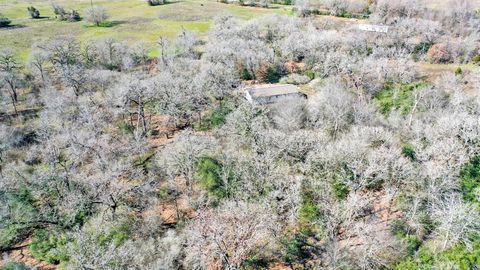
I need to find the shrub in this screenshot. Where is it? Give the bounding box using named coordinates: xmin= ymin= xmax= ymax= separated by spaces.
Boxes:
xmin=299 ymin=188 xmax=321 ymax=234
xmin=390 ymin=219 xmax=421 ymax=255
xmin=427 ymin=43 xmax=452 ymax=64
xmin=67 ymin=10 xmax=81 ymax=22
xmin=1 ymin=188 xmax=37 ymax=249
xmin=0 ymin=224 xmax=23 ymax=251
xmin=85 ymin=6 xmax=109 ymax=26
xmin=459 ymin=155 xmax=480 ymax=203
xmin=27 ymin=6 xmax=41 ymax=19
xmin=472 ymin=55 xmax=480 ymax=64
xmin=455 ymin=67 xmax=463 ymax=76
xmin=390 ymin=219 xmax=411 ymax=238
xmin=97 ymin=223 xmax=130 ymax=247
xmin=332 ymin=180 xmax=349 ymax=199
xmin=194 ymin=102 xmax=233 ymax=131
xmin=29 ymin=230 xmax=69 ymax=264
xmin=52 ymin=3 xmax=66 ymax=17
xmin=281 ymin=233 xmax=312 ymax=265
xmin=402 ymin=143 xmax=416 ymax=161
xmin=0 ymin=14 xmax=11 ymax=27
xmin=279 ymin=73 xmax=311 ymax=85
xmin=239 ymin=67 xmax=253 ymax=80
xmin=256 ymin=64 xmax=282 ymax=83
xmin=52 ymin=4 xmax=80 ymax=22
xmin=196 ymin=157 xmax=229 ymax=200
xmin=304 ymin=69 xmax=316 ymax=80
xmin=395 ymin=238 xmax=480 ymax=270
xmin=375 ymin=81 xmax=429 ymax=115
xmin=117 ymin=121 xmax=134 ymax=134
xmin=414 ymin=42 xmax=433 ymax=55
xmin=418 ymin=211 xmax=435 ymax=234
xmin=147 ymin=0 xmax=166 ymax=5
xmin=0 ymin=262 xmax=29 ymax=270
xmin=402 ymin=235 xmax=422 ymax=256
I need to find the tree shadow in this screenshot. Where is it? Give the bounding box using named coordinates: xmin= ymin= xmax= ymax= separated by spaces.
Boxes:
xmin=0 ymin=24 xmax=27 ymax=30
xmin=154 ymin=1 xmax=182 ymax=5
xmin=33 ymin=16 xmax=50 ymax=19
xmin=84 ymin=20 xmax=126 ymax=28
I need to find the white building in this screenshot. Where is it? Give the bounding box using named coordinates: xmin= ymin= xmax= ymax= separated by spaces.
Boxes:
xmin=244 ymin=84 xmax=306 ymax=104
xmin=358 ymin=24 xmax=389 ymax=33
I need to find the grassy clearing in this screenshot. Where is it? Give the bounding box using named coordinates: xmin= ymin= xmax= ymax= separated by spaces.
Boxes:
xmin=0 ymin=0 xmax=291 ymax=61
xmin=374 ymin=81 xmax=429 ymax=115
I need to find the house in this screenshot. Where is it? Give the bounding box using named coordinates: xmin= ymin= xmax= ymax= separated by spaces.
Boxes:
xmin=358 ymin=24 xmax=389 ymax=33
xmin=244 ymin=84 xmax=307 ymax=104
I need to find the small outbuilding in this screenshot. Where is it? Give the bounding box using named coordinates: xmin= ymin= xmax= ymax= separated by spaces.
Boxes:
xmin=244 ymin=84 xmax=306 ymax=104
xmin=358 ymin=24 xmax=389 ymax=33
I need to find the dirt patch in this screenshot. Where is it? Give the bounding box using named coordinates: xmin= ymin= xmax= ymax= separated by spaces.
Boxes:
xmin=1 ymin=240 xmax=56 ymax=270
xmin=148 ymin=114 xmax=179 ymax=148
xmin=337 ymin=190 xmax=402 ymax=261
xmin=269 ymin=263 xmax=293 ymax=270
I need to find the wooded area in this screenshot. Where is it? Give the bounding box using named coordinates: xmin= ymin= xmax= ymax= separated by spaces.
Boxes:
xmin=1 ymin=0 xmax=480 ymax=269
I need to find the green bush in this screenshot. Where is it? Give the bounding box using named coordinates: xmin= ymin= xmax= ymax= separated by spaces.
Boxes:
xmin=460 ymin=155 xmax=480 ymax=203
xmin=196 ymin=157 xmax=231 ymax=200
xmin=402 ymin=235 xmax=422 ymax=256
xmin=194 ymin=102 xmax=233 ymax=131
xmin=0 ymin=14 xmax=11 ymax=27
xmin=97 ymin=223 xmax=130 ymax=247
xmin=241 ymin=254 xmax=270 ymax=270
xmin=455 ymin=67 xmax=463 ymax=76
xmin=281 ymin=233 xmax=312 ymax=265
xmin=402 ymin=143 xmax=416 ymax=161
xmin=395 ymin=238 xmax=480 ymax=270
xmin=265 ymin=66 xmax=281 ymax=83
xmin=147 ymin=0 xmax=165 ymax=5
xmin=471 ymin=54 xmax=480 ymax=64
xmin=256 ymin=64 xmax=282 ymax=83
xmin=332 ymin=181 xmax=349 ymax=199
xmin=390 ymin=219 xmax=421 ymax=256
xmin=0 ymin=262 xmax=29 ymax=270
xmin=27 ymin=6 xmax=41 ymax=19
xmin=417 ymin=211 xmax=435 ymax=234
xmin=29 ymin=230 xmax=69 ymax=264
xmin=240 ymin=67 xmax=253 ymax=80
xmin=299 ymin=189 xmax=321 ymax=234
xmin=304 ymin=69 xmax=316 ymax=80
xmin=375 ymin=81 xmax=429 ymax=115
xmin=117 ymin=121 xmax=134 ymax=134
xmin=1 ymin=188 xmax=38 ymax=248
xmin=390 ymin=219 xmax=411 ymax=238
xmin=0 ymin=224 xmax=23 ymax=250
xmin=414 ymin=42 xmax=433 ymax=55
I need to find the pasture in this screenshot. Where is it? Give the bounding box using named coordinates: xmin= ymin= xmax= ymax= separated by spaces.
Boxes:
xmin=0 ymin=0 xmax=291 ymax=60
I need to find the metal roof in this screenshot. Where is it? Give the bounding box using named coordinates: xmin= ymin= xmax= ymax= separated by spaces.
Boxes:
xmin=245 ymin=84 xmax=301 ymax=98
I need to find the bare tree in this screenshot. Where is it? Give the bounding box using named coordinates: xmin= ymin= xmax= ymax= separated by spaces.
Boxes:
xmin=184 ymin=201 xmax=279 ymax=269
xmin=0 ymin=49 xmax=22 ymax=115
xmin=28 ymin=48 xmax=51 ymax=84
xmin=432 ymin=196 xmax=480 ymax=250
xmin=272 ymin=98 xmax=307 ymax=132
xmin=85 ymin=6 xmax=109 ymax=26
xmin=308 ymin=79 xmax=355 ymax=137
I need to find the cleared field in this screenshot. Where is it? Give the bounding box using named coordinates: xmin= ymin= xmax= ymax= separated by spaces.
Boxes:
xmin=0 ymin=0 xmax=291 ymax=60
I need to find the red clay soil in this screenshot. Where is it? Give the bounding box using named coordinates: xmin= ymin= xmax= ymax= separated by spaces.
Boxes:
xmin=148 ymin=114 xmax=180 ymax=148
xmin=338 ymin=190 xmax=401 ymax=257
xmin=1 ymin=239 xmax=56 ymax=270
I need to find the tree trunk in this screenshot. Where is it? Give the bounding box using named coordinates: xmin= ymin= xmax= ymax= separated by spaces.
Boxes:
xmin=9 ymin=92 xmax=18 ymax=116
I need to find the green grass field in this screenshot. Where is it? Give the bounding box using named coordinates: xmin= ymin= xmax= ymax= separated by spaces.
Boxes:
xmin=0 ymin=0 xmax=292 ymax=60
